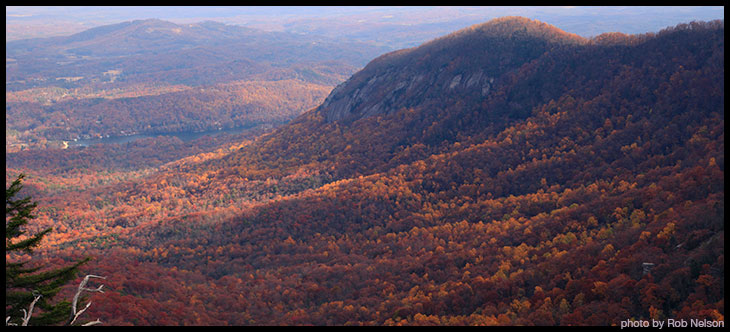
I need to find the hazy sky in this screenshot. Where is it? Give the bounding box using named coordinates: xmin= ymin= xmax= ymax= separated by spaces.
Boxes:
xmin=6 ymin=6 xmax=725 ymax=44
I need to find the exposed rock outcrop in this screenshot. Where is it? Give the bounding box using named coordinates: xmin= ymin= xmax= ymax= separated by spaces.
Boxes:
xmin=318 ymin=16 xmax=586 ymax=124
xmin=320 ymin=66 xmax=495 ymax=123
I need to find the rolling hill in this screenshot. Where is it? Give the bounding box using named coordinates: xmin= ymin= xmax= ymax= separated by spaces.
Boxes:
xmin=6 ymin=19 xmax=391 ymax=150
xmin=6 ymin=18 xmax=389 ymax=88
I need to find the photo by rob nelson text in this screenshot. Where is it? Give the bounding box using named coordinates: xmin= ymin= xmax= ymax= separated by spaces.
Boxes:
xmin=620 ymin=319 xmax=724 ymax=329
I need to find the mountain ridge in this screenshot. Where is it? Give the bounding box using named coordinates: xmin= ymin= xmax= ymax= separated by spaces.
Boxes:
xmin=317 ymin=16 xmax=588 ymax=124
xmin=5 ymin=18 xmax=392 ymax=145
xmin=6 ymin=18 xmax=391 ymax=89
xmin=8 ymin=18 xmax=724 ymax=326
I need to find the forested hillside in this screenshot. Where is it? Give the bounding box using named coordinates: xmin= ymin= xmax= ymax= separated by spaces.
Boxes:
xmin=6 ymin=79 xmax=331 ymax=142
xmin=8 ymin=17 xmax=724 ymax=325
xmin=6 ymin=19 xmax=389 ymax=151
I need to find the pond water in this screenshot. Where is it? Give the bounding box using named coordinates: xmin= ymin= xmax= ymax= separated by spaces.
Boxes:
xmin=67 ymin=125 xmax=259 ymax=147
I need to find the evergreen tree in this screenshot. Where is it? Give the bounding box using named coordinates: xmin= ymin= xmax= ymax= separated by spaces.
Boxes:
xmin=6 ymin=174 xmax=89 ymax=325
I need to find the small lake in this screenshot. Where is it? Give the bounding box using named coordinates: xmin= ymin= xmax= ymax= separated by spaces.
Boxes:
xmin=67 ymin=125 xmax=259 ymax=147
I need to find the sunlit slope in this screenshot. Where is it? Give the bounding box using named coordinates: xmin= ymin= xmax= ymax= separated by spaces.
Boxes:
xmin=22 ymin=18 xmax=723 ymax=325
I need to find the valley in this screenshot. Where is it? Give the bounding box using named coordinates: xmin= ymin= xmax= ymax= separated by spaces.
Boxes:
xmin=6 ymin=18 xmax=387 ymax=152
xmin=5 ymin=10 xmax=725 ymax=326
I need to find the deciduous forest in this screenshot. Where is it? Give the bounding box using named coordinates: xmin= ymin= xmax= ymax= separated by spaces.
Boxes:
xmin=6 ymin=17 xmax=724 ymax=325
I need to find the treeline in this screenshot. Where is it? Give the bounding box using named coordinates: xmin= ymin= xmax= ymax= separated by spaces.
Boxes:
xmin=6 ymin=79 xmax=331 ymax=146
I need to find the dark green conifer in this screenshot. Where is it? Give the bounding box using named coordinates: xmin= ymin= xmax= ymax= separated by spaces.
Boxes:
xmin=6 ymin=174 xmax=89 ymax=325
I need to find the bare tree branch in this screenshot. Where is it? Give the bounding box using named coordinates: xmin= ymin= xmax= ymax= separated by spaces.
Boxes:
xmin=68 ymin=274 xmax=106 ymax=326
xmin=7 ymin=275 xmax=107 ymax=326
xmin=81 ymin=319 xmax=103 ymax=326
xmin=5 ymin=294 xmax=43 ymax=326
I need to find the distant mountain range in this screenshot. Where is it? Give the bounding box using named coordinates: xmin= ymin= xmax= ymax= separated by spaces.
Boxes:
xmin=7 ymin=6 xmax=724 ymax=46
xmin=6 ymin=18 xmax=391 ymax=90
xmin=8 ymin=17 xmax=725 ymax=325
xmin=5 ymin=19 xmax=391 ymax=147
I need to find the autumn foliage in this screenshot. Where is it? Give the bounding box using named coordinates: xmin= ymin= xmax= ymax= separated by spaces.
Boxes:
xmin=6 ymin=18 xmax=724 ymax=325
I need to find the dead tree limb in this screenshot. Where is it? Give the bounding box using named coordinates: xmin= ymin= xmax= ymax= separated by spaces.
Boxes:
xmin=68 ymin=274 xmax=106 ymax=326
xmin=21 ymin=294 xmax=42 ymax=326
xmin=5 ymin=294 xmax=42 ymax=326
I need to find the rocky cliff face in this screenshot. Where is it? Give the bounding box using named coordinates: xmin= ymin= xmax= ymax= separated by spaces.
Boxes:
xmin=318 ymin=16 xmax=586 ymax=123
xmin=320 ymin=66 xmax=496 ymax=123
